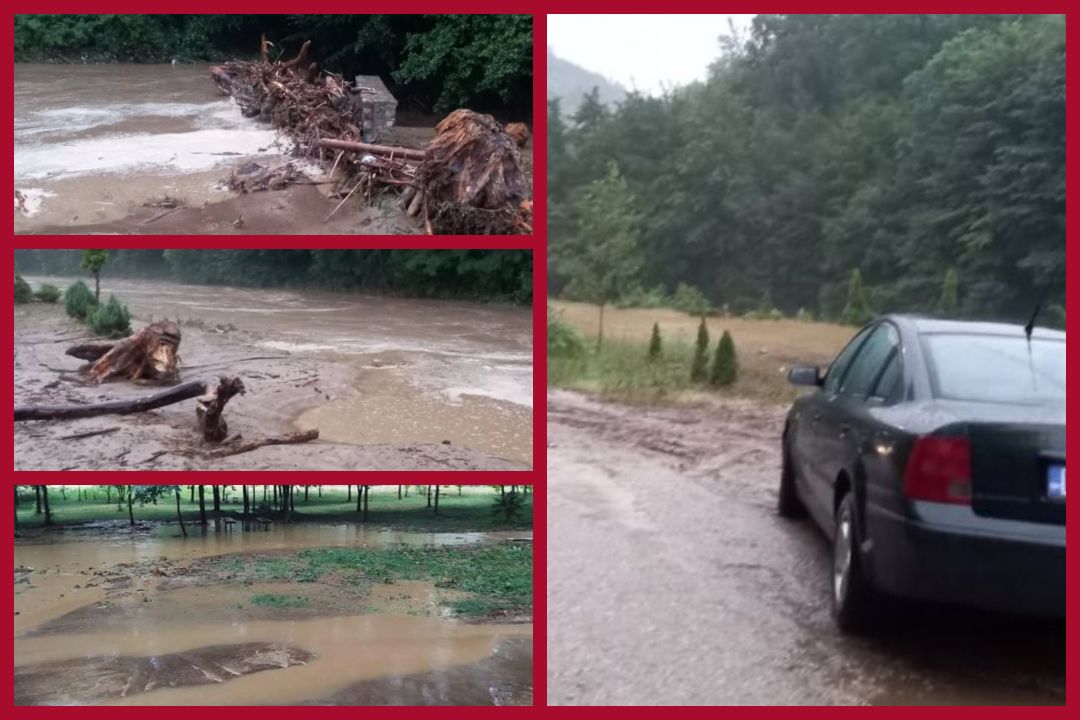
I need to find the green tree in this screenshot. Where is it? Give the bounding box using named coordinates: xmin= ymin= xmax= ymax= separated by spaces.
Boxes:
xmin=690 ymin=318 xmax=710 ymax=382
xmin=559 ymin=162 xmax=643 ymax=350
xmin=710 ymin=330 xmax=738 ymax=387
xmin=81 ymin=249 xmax=108 ymax=303
xmin=938 ymin=268 xmax=960 ymax=315
xmin=63 ymin=281 xmax=97 ymax=320
xmin=34 ymin=283 xmax=61 ymax=303
xmin=88 ymin=295 xmax=132 ymax=337
xmin=840 ymin=269 xmax=875 ymax=326
xmin=647 ymin=322 xmax=663 ymax=361
xmin=14 ymin=274 xmax=32 ymax=304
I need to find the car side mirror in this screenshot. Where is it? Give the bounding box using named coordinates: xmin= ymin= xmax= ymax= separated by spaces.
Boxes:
xmin=788 ymin=365 xmax=823 ymax=388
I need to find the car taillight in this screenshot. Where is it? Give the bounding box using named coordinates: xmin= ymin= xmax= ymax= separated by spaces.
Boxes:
xmin=903 ymin=436 xmax=972 ymax=504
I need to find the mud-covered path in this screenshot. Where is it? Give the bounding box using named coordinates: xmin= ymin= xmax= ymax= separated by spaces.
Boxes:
xmin=547 ymin=390 xmax=1064 ymax=706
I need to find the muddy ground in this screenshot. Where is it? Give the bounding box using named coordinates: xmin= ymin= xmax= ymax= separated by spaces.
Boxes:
xmin=14 ymin=303 xmax=529 ymax=470
xmin=15 ymin=522 xmax=532 ymax=705
xmin=14 ymin=64 xmax=531 ymax=235
xmin=547 ymin=390 xmax=1065 ymax=706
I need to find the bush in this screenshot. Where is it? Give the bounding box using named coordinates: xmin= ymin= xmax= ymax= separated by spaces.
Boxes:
xmin=615 ymin=284 xmax=668 ymax=309
xmin=795 ymin=307 xmax=815 ymax=323
xmin=670 ymin=283 xmax=712 ymax=315
xmin=14 ymin=274 xmax=32 ymax=304
xmin=64 ymin=281 xmax=98 ymax=320
xmin=87 ymin=295 xmax=132 ymax=338
xmin=548 ymin=306 xmax=584 ymax=358
xmin=34 ymin=283 xmax=61 ymax=303
xmin=690 ymin=317 xmax=710 ymax=382
xmin=648 ymin=322 xmax=662 ymax=361
xmin=710 ymin=330 xmax=738 ymax=387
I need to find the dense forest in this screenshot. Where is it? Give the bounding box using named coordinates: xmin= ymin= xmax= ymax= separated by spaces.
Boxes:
xmin=13 ymin=14 xmax=533 ymax=115
xmin=549 ymin=15 xmax=1065 ymax=326
xmin=14 ymin=250 xmax=533 ymax=304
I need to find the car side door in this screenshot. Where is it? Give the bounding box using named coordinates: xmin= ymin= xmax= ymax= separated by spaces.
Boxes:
xmin=797 ymin=325 xmax=873 ymax=527
xmin=817 ymin=323 xmax=903 ymax=524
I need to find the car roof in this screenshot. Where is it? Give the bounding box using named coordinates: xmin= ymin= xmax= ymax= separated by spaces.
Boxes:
xmin=883 ymin=314 xmax=1066 ymax=340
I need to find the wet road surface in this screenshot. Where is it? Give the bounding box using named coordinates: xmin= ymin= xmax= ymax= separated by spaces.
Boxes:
xmin=547 ymin=390 xmax=1064 ymax=706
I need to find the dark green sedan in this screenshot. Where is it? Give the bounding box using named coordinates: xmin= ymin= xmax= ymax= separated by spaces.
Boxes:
xmin=779 ymin=315 xmax=1065 ymax=632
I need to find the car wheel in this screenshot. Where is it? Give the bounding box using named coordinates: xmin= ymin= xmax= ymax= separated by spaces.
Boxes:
xmin=833 ymin=492 xmax=875 ymax=633
xmin=778 ymin=438 xmax=807 ymax=518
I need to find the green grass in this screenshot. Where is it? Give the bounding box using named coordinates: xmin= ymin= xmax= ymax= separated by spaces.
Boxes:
xmin=220 ymin=543 xmax=533 ymax=618
xmin=15 ymin=486 xmax=532 ymax=532
xmin=250 ymin=593 xmax=310 ymax=609
xmin=549 ymin=338 xmax=700 ymax=402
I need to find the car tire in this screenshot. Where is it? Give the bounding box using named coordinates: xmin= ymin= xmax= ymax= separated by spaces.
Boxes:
xmin=832 ymin=492 xmax=875 ymax=633
xmin=778 ymin=439 xmax=807 ymax=518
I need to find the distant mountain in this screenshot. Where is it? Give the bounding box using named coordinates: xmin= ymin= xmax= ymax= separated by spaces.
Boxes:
xmin=547 ymin=48 xmax=627 ymax=117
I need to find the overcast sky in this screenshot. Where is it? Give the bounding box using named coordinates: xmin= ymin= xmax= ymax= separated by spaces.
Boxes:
xmin=548 ymin=14 xmax=755 ymax=95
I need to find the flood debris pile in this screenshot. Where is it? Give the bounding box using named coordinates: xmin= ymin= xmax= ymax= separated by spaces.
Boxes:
xmin=211 ymin=39 xmax=532 ymax=234
xmin=16 ymin=322 xmax=319 ymax=455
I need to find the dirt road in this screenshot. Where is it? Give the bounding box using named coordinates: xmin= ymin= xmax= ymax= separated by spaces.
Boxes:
xmin=547 ymin=390 xmax=1065 ymax=706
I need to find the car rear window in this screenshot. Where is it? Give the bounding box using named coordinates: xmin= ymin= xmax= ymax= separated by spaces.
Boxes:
xmin=922 ymin=333 xmax=1066 ymax=404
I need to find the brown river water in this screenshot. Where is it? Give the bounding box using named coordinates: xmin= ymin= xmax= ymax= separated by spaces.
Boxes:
xmin=13 ymin=64 xmax=428 ymax=233
xmin=21 ymin=276 xmax=533 ymax=468
xmin=15 ymin=524 xmax=533 ymax=705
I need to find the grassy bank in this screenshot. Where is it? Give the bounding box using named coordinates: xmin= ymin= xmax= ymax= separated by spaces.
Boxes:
xmin=15 ymin=486 xmax=532 ymax=532
xmin=219 ymin=543 xmax=533 ymax=618
xmin=549 ymin=300 xmax=854 ymax=405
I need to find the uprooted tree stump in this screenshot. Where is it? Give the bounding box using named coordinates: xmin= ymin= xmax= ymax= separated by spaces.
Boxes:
xmin=195 ymin=376 xmax=246 ymax=442
xmin=67 ymin=320 xmax=181 ymax=385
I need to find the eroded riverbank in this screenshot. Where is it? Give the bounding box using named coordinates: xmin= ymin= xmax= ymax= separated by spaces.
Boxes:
xmin=14 ymin=277 xmax=533 ymax=470
xmin=15 ymin=521 xmax=533 ymax=705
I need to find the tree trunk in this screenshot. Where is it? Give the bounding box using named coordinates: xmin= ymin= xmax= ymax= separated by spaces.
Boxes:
xmin=198 ymin=485 xmax=207 ymax=525
xmin=356 ymin=486 xmax=362 ymax=512
xmin=127 ymin=493 xmax=135 ymax=525
xmin=304 ymin=486 xmax=309 ymax=502
xmin=34 ymin=486 xmax=42 ymax=515
xmin=212 ymin=485 xmax=221 ymax=513
xmin=317 ymin=138 xmax=428 ymax=162
xmin=434 ymin=485 xmax=440 ymax=514
xmin=398 ymin=485 xmax=402 ymax=500
xmin=426 ymin=485 xmax=432 ymax=508
xmin=363 ymin=486 xmax=370 ymax=522
xmin=16 ymin=379 xmax=208 ymax=422
xmin=175 ymin=487 xmax=188 ymax=537
xmin=597 ymin=302 xmax=605 ymax=351
xmin=243 ymin=485 xmax=250 ymax=515
xmin=347 ymin=485 xmax=352 ymax=503
xmin=42 ymin=486 xmax=52 ymax=525
xmin=80 ymin=320 xmax=180 ymax=385
xmin=93 ymin=271 xmax=100 ymax=303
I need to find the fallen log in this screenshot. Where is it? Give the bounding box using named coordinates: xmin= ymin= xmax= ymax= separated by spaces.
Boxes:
xmin=317 ymin=138 xmax=427 ymax=162
xmin=15 ymin=380 xmax=210 ymax=422
xmin=65 ymin=342 xmax=116 ymax=362
xmin=205 ymin=429 xmax=320 ymax=458
xmin=83 ymin=321 xmax=181 ymax=384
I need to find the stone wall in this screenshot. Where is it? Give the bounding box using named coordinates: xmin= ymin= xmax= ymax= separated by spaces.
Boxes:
xmin=354 ymin=75 xmax=397 ymax=143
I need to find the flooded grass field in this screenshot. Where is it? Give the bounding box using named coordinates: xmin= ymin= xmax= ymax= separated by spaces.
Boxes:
xmin=14 ymin=276 xmax=533 ymax=471
xmin=14 ymin=487 xmax=534 ymax=706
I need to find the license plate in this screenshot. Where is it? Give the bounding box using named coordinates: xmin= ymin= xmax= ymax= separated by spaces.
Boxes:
xmin=1047 ymin=464 xmax=1066 ymax=501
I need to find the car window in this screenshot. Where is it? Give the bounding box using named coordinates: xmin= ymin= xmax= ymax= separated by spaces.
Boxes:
xmin=823 ymin=326 xmax=873 ymax=394
xmin=871 ymin=349 xmax=902 ymax=402
xmin=922 ymin=333 xmax=1065 ymax=404
xmin=841 ymin=324 xmax=899 ymax=398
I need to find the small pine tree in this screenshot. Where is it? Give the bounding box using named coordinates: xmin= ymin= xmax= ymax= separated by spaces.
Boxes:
xmin=691 ymin=317 xmax=710 ymax=382
xmin=937 ymin=268 xmax=959 ymax=315
xmin=648 ymin=322 xmax=662 ymax=361
xmin=34 ymin=283 xmax=61 ymax=303
xmin=64 ymin=281 xmax=98 ymax=320
xmin=710 ymin=330 xmax=738 ymax=386
xmin=88 ymin=294 xmax=132 ymax=338
xmin=840 ymin=269 xmax=875 ymax=326
xmin=14 ymin=273 xmax=32 ymax=304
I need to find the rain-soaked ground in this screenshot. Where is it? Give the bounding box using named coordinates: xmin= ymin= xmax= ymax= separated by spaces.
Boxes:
xmin=14 ymin=277 xmax=533 ymax=470
xmin=15 ymin=522 xmax=533 ymax=705
xmin=13 ymin=64 xmax=440 ymax=234
xmin=547 ymin=390 xmax=1065 ymax=706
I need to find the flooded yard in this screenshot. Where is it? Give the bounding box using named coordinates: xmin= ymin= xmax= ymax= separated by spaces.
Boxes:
xmin=14 ymin=276 xmax=533 ymax=470
xmin=15 ymin=519 xmax=533 ymax=705
xmin=13 ymin=64 xmax=431 ymax=234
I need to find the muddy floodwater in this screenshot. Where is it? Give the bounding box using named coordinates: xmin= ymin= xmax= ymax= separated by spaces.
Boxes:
xmin=15 ymin=524 xmax=533 ymax=705
xmin=14 ymin=277 xmax=532 ymax=470
xmin=548 ymin=390 xmax=1065 ymax=706
xmin=14 ymin=64 xmax=429 ymax=234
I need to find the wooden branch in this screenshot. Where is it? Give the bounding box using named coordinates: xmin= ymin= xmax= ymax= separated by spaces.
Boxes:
xmin=65 ymin=342 xmax=116 ymax=362
xmin=196 ymin=376 xmax=246 ymax=443
xmin=15 ymin=380 xmax=210 ymax=422
xmin=205 ymin=429 xmax=319 ymax=458
xmin=60 ymin=427 xmax=121 ymax=441
xmin=317 ymin=138 xmax=427 ymax=162
xmin=280 ymin=40 xmax=311 ymax=71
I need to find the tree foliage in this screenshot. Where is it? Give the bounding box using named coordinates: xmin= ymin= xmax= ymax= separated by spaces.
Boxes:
xmin=15 ymin=250 xmax=532 ymax=305
xmin=710 ymin=330 xmax=738 ymax=387
xmin=14 ymin=274 xmax=32 ymax=304
xmin=691 ymin=318 xmax=710 ymax=382
xmin=647 ymin=322 xmax=663 ymax=361
xmin=14 ymin=14 xmax=532 ymax=116
xmin=548 ymin=15 xmax=1064 ymax=324
xmin=88 ymin=294 xmax=132 ymax=338
xmin=63 ymin=281 xmax=97 ymax=320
